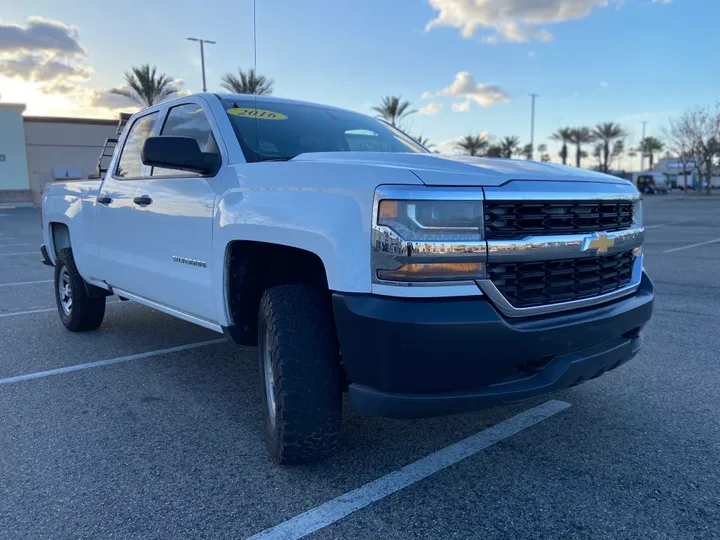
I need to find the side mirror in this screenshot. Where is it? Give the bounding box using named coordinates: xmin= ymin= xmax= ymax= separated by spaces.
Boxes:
xmin=141 ymin=136 xmax=219 ymax=175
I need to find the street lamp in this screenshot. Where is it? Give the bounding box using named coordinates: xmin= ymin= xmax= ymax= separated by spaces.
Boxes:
xmin=187 ymin=37 xmax=216 ymax=92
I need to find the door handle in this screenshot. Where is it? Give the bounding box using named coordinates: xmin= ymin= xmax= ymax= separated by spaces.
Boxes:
xmin=97 ymin=196 xmax=112 ymax=205
xmin=133 ymin=195 xmax=153 ymax=206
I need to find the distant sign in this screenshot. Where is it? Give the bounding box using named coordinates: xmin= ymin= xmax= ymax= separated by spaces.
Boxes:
xmin=666 ymin=160 xmax=696 ymax=170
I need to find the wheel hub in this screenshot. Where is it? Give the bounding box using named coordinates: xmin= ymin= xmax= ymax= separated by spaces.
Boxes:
xmin=263 ymin=327 xmax=277 ymax=427
xmin=58 ymin=267 xmax=73 ymax=316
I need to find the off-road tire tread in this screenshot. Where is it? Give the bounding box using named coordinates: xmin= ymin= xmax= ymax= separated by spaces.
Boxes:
xmin=55 ymin=248 xmax=105 ymax=332
xmin=259 ymin=284 xmax=342 ymax=464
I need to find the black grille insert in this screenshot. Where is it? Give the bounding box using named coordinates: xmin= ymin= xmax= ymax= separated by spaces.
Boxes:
xmin=487 ymin=251 xmax=635 ymax=308
xmin=484 ymin=200 xmax=633 ymax=240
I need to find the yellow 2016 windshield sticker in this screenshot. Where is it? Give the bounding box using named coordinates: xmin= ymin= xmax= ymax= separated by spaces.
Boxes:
xmin=227 ymin=108 xmax=287 ymax=120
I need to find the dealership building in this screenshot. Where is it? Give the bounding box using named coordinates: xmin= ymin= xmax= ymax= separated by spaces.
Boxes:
xmin=0 ymin=103 xmax=120 ymax=204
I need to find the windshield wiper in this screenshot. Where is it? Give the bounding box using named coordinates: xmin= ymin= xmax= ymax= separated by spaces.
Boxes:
xmin=255 ymin=156 xmax=294 ymax=162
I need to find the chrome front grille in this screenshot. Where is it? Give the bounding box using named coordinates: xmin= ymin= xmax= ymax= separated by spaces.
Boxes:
xmin=486 ymin=250 xmax=636 ymax=308
xmin=484 ymin=200 xmax=634 ymax=240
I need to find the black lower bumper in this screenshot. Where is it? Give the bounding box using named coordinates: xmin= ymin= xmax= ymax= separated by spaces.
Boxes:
xmin=333 ymin=272 xmax=654 ymax=419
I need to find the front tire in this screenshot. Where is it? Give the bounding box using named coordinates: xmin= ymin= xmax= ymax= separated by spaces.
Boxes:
xmin=258 ymin=284 xmax=342 ymax=464
xmin=54 ymin=248 xmax=106 ymax=332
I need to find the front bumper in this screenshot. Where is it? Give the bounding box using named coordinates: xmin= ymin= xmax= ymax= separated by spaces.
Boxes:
xmin=332 ymin=272 xmax=654 ymax=418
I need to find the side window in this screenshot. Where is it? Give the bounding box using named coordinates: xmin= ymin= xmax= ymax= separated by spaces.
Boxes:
xmin=115 ymin=113 xmax=158 ymax=179
xmin=152 ymin=103 xmax=219 ymax=177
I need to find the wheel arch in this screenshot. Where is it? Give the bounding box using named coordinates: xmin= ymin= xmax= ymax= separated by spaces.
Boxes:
xmin=49 ymin=221 xmax=71 ymax=258
xmin=222 ymin=240 xmax=331 ymax=346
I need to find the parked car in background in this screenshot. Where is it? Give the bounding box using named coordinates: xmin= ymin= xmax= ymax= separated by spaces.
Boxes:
xmin=632 ymin=172 xmax=670 ymax=194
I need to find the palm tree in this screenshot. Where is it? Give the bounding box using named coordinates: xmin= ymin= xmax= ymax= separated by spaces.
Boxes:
xmin=454 ymin=135 xmax=488 ymax=157
xmin=220 ymin=68 xmax=274 ymax=95
xmin=593 ymin=122 xmax=627 ymax=172
xmin=593 ymin=143 xmax=604 ymax=169
xmin=570 ymin=127 xmax=595 ymax=168
xmin=612 ymin=140 xmax=625 ymax=170
xmin=499 ymin=135 xmax=521 ymax=158
xmin=110 ymin=64 xmax=179 ymax=107
xmin=372 ymin=96 xmax=416 ymax=127
xmin=549 ymin=128 xmax=574 ymax=165
xmin=538 ymin=143 xmax=550 ymax=162
xmin=639 ymin=136 xmax=664 ymax=169
xmin=486 ymin=144 xmax=503 ymax=158
xmin=414 ymin=135 xmax=434 ymax=149
xmin=521 ymin=143 xmax=533 ymax=160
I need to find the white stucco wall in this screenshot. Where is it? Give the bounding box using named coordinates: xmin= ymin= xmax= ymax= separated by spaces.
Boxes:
xmin=0 ymin=104 xmax=30 ymax=191
xmin=24 ymin=118 xmax=118 ymax=201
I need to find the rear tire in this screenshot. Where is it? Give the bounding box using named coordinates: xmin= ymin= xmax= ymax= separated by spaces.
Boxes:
xmin=54 ymin=248 xmax=106 ymax=332
xmin=258 ymin=284 xmax=342 ymax=464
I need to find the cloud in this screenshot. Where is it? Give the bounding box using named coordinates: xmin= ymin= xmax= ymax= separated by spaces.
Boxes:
xmin=0 ymin=17 xmax=85 ymax=55
xmin=0 ymin=53 xmax=91 ymax=82
xmin=37 ymin=81 xmax=79 ymax=95
xmin=0 ymin=17 xmax=90 ymax=93
xmin=87 ymin=79 xmax=190 ymax=111
xmin=423 ymin=72 xmax=510 ymax=109
xmin=87 ymin=87 xmax=139 ymax=110
xmin=426 ymin=0 xmax=619 ymax=43
xmin=528 ymin=50 xmax=536 ymax=58
xmin=418 ymin=102 xmax=442 ymax=115
xmin=615 ymin=110 xmax=682 ymax=122
xmin=600 ymin=81 xmax=609 ymax=88
xmin=452 ymin=100 xmax=472 ymax=112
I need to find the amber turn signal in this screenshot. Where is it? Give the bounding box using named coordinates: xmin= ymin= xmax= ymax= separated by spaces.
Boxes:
xmin=377 ymin=262 xmax=485 ymax=282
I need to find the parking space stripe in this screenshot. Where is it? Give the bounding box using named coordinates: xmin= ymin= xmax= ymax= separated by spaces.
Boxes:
xmin=0 ymin=251 xmax=38 ymax=256
xmin=247 ymin=400 xmax=571 ymax=540
xmin=0 ymin=243 xmax=31 ymax=247
xmin=0 ymin=339 xmax=228 ymax=386
xmin=0 ymin=279 xmax=53 ymax=288
xmin=0 ymin=300 xmax=119 ymax=318
xmin=644 ymin=217 xmax=699 ymax=229
xmin=663 ymin=237 xmax=720 ymax=254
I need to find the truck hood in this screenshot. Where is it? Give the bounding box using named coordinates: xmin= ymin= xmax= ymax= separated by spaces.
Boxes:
xmin=291 ymin=152 xmax=630 ymax=187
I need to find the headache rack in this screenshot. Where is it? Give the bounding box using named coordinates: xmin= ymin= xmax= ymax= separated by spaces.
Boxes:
xmin=93 ymin=112 xmax=132 ymax=179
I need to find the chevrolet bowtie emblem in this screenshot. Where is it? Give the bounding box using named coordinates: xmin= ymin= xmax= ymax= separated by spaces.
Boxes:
xmin=582 ymin=233 xmax=615 ymax=254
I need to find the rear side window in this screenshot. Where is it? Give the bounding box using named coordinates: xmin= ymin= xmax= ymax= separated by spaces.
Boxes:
xmin=115 ymin=113 xmax=158 ymax=179
xmin=152 ymin=103 xmax=219 ymax=177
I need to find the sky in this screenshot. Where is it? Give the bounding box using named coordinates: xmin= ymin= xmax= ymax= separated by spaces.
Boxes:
xmin=0 ymin=0 xmax=717 ymax=168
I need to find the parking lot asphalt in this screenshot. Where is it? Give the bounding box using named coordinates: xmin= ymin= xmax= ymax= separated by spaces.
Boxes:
xmin=1 ymin=195 xmax=719 ymax=540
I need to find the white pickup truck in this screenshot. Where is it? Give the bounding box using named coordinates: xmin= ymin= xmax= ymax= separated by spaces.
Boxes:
xmin=41 ymin=93 xmax=654 ymax=463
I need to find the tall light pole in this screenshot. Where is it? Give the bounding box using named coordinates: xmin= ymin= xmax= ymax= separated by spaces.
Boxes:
xmin=529 ymin=93 xmax=539 ymax=160
xmin=187 ymin=37 xmax=216 ymax=92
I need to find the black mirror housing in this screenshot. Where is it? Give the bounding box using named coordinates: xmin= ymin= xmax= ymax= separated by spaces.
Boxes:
xmin=141 ymin=136 xmax=219 ymax=175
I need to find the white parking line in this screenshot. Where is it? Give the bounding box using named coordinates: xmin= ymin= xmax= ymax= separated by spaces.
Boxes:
xmin=247 ymin=400 xmax=571 ymax=540
xmin=0 ymin=339 xmax=228 ymax=386
xmin=663 ymin=237 xmax=720 ymax=254
xmin=644 ymin=217 xmax=699 ymax=229
xmin=0 ymin=243 xmax=31 ymax=247
xmin=0 ymin=307 xmax=57 ymax=318
xmin=0 ymin=300 xmax=119 ymax=318
xmin=0 ymin=251 xmax=38 ymax=256
xmin=0 ymin=279 xmax=53 ymax=288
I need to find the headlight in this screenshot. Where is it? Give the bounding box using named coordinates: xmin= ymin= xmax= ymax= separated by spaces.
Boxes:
xmin=632 ymin=199 xmax=643 ymax=228
xmin=378 ymin=200 xmax=484 ymax=241
xmin=372 ymin=193 xmax=486 ymax=284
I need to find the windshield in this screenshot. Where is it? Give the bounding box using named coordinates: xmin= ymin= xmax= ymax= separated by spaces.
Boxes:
xmin=221 ymin=99 xmax=427 ymax=162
